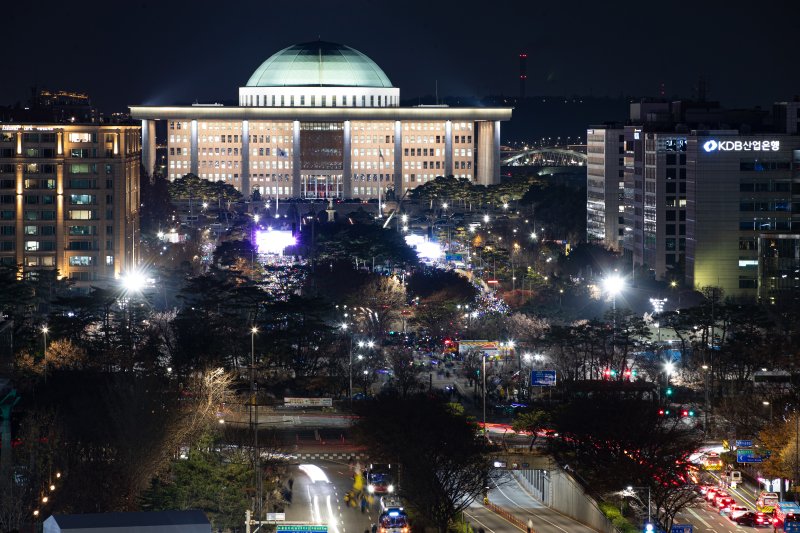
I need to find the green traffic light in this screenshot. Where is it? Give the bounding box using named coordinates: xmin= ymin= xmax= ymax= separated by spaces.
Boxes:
xmin=689 ymin=410 xmax=695 ymax=417
xmin=665 ymin=410 xmax=670 ymax=415
xmin=666 ymin=387 xmax=673 ymax=396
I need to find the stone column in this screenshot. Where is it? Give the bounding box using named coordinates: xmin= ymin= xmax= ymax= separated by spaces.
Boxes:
xmin=493 ymin=120 xmax=501 ymax=184
xmin=444 ymin=120 xmax=453 ymax=177
xmin=393 ymin=120 xmax=402 ymax=196
xmin=141 ymin=120 xmax=156 ymax=176
xmin=343 ymin=120 xmax=352 ymax=198
xmin=292 ymin=121 xmax=301 ymax=198
xmin=241 ymin=120 xmax=250 ymax=198
xmin=190 ymin=120 xmax=198 ymax=176
xmin=476 ymin=121 xmax=499 ymax=186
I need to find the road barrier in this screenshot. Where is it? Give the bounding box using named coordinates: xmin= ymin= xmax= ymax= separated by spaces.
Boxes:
xmin=484 ymin=501 xmax=527 ymax=531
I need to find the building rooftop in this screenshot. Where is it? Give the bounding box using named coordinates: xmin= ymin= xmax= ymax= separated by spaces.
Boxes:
xmin=44 ymin=510 xmax=210 ymax=530
xmin=246 ymin=41 xmax=394 ymax=88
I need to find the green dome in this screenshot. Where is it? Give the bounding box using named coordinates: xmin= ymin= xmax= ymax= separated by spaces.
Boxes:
xmin=246 ymin=41 xmax=393 ymax=88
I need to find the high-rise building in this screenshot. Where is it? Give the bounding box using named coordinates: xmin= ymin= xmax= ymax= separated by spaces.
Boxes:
xmin=588 ymin=100 xmax=800 ymax=301
xmin=130 ymin=41 xmax=512 ymax=200
xmin=586 ymin=127 xmax=625 ymax=251
xmin=0 ymin=123 xmax=141 ymax=288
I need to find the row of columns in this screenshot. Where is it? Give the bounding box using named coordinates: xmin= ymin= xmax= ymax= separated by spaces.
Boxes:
xmin=141 ymin=118 xmax=502 ymax=198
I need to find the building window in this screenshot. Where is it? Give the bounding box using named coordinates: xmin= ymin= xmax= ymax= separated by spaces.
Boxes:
xmin=69 ymin=256 xmax=94 ymax=266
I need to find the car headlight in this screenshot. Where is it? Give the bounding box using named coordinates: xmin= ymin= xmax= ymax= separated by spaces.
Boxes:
xmin=368 ymin=485 xmax=375 ymax=493
xmin=387 ymin=485 xmax=394 ymax=493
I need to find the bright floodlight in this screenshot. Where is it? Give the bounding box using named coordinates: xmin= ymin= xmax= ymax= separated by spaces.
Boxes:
xmin=442 ymin=202 xmax=448 ymax=209
xmin=530 ymin=232 xmax=537 ymax=240
xmin=122 ymin=271 xmax=147 ymax=292
xmin=358 ymin=341 xmax=365 ymax=348
xmin=367 ymin=340 xmax=375 ymax=348
xmin=664 ymin=361 xmax=675 ymax=375
xmin=340 ymin=323 xmax=348 ymax=330
xmin=251 ymin=327 xmax=258 ymax=334
xmin=603 ymin=275 xmax=625 ymax=297
xmin=41 ymin=326 xmax=49 ymax=334
xmin=202 ymin=202 xmax=208 ymax=209
xmin=401 ymin=214 xmax=409 ymax=223
xmin=502 ymin=203 xmax=509 ymax=209
xmin=483 ymin=214 xmax=490 ymax=223
xmin=255 ymin=229 xmax=296 ymax=255
xmin=254 ymin=214 xmax=260 ymax=223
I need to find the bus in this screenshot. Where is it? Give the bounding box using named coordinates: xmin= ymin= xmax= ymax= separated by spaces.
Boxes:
xmin=756 ymin=491 xmax=780 ymax=513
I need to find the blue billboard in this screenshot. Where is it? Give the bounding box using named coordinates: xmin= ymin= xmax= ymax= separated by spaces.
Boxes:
xmin=531 ymin=370 xmax=557 ymax=387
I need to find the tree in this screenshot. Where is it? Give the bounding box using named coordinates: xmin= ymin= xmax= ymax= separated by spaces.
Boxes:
xmin=353 ymin=395 xmax=499 ymax=533
xmin=140 ymin=432 xmax=251 ymax=529
xmin=512 ymin=410 xmax=550 ymax=450
xmin=385 ymin=347 xmax=422 ymax=397
xmin=550 ymin=396 xmax=703 ymax=530
xmin=349 ymin=276 xmax=406 ymax=339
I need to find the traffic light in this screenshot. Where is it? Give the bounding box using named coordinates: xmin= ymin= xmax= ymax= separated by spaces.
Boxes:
xmin=644 ymin=523 xmax=654 ymax=533
xmin=688 ymin=410 xmax=695 ymax=417
xmin=681 ymin=409 xmax=689 ymax=417
xmin=658 ymin=409 xmax=665 ymax=416
xmin=665 ymin=387 xmax=673 ymax=396
xmin=603 ymin=368 xmax=611 ymax=379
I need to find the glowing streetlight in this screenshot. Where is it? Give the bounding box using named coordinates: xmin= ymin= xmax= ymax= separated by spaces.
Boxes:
xmin=254 ymin=214 xmax=260 ymax=223
xmin=122 ymin=271 xmax=147 ymax=293
xmin=502 ymin=203 xmax=509 ymax=210
xmin=366 ymin=340 xmax=375 ymax=349
xmin=202 ymin=202 xmax=208 ymax=209
xmin=340 ymin=323 xmax=348 ymax=330
xmin=157 ymin=231 xmax=164 ymax=239
xmin=401 ymin=213 xmax=409 ymax=223
xmin=483 ymin=214 xmax=490 ymax=223
xmin=442 ymin=202 xmax=448 ymax=210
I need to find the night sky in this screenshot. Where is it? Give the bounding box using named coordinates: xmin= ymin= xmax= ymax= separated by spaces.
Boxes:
xmin=3 ymin=0 xmax=798 ymax=113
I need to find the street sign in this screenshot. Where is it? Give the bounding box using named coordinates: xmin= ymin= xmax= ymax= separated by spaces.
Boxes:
xmin=671 ymin=525 xmax=693 ymax=533
xmin=266 ymin=513 xmax=285 ymax=521
xmin=737 ymin=448 xmax=765 ymax=463
xmin=531 ymin=370 xmax=557 ymax=387
xmin=284 ymin=397 xmax=332 ymax=407
xmin=735 ymin=439 xmax=753 ymax=447
xmin=785 ymin=522 xmax=800 ymax=533
xmin=276 ymin=526 xmax=328 ymax=533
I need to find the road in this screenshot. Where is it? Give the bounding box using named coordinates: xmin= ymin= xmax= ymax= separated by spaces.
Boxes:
xmin=670 ymin=471 xmax=766 ymax=533
xmin=473 ymin=474 xmax=599 ymax=533
xmin=285 ymin=460 xmax=374 ymax=533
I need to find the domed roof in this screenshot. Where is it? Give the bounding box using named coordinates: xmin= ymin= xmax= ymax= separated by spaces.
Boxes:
xmin=246 ymin=41 xmax=393 ymax=88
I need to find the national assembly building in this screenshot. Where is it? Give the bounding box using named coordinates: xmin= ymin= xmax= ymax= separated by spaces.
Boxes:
xmin=130 ymin=41 xmax=512 ymax=200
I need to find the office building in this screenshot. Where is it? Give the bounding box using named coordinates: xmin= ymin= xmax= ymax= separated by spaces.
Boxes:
xmin=0 ymin=123 xmax=141 ymax=287
xmin=130 ymin=41 xmax=512 ymax=200
xmin=586 ymin=126 xmax=625 ymax=251
xmin=588 ymin=100 xmax=800 ymax=301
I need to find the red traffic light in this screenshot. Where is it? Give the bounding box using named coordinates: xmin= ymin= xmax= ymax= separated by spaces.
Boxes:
xmin=658 ymin=409 xmax=665 ymax=416
xmin=681 ymin=410 xmax=689 ymax=417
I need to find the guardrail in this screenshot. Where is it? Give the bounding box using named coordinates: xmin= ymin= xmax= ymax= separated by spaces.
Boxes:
xmin=484 ymin=501 xmax=527 ymax=531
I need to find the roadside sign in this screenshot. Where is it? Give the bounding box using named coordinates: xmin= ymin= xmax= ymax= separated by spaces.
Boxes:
xmin=531 ymin=370 xmax=557 ymax=387
xmin=737 ymin=449 xmax=765 ymax=463
xmin=671 ymin=525 xmax=693 ymax=533
xmin=284 ymin=397 xmax=332 ymax=407
xmin=735 ymin=439 xmax=753 ymax=447
xmin=266 ymin=513 xmax=285 ymax=521
xmin=785 ymin=522 xmax=800 ymax=533
xmin=276 ymin=526 xmax=328 ymax=533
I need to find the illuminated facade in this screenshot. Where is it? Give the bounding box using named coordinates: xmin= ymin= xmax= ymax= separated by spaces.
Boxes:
xmin=0 ymin=124 xmax=141 ymax=286
xmin=131 ymin=41 xmax=512 ymax=199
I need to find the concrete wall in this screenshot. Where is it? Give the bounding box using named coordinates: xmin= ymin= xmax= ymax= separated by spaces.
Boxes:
xmin=515 ymin=468 xmax=619 ymax=533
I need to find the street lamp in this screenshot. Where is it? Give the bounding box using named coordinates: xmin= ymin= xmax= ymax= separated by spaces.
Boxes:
xmin=483 ymin=214 xmax=490 ymax=223
xmin=603 ymin=274 xmax=625 ymax=310
xmin=41 ymin=325 xmax=48 ymax=383
xmin=763 ymin=400 xmax=773 ymax=421
xmin=625 ymin=485 xmax=652 ymax=526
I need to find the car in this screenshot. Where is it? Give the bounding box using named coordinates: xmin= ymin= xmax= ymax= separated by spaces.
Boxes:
xmin=697 ymin=484 xmax=713 ymax=495
xmin=714 ymin=493 xmax=733 ymax=508
xmin=378 ymin=508 xmax=409 ymax=533
xmin=705 ymin=487 xmax=720 ymax=501
xmin=725 ymin=504 xmax=748 ymax=518
xmin=367 ymin=464 xmax=395 ymax=495
xmin=732 ymin=511 xmax=771 ymax=527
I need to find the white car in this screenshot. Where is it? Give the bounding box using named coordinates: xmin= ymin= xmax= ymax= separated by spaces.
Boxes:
xmin=727 ymin=505 xmax=750 ymax=520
